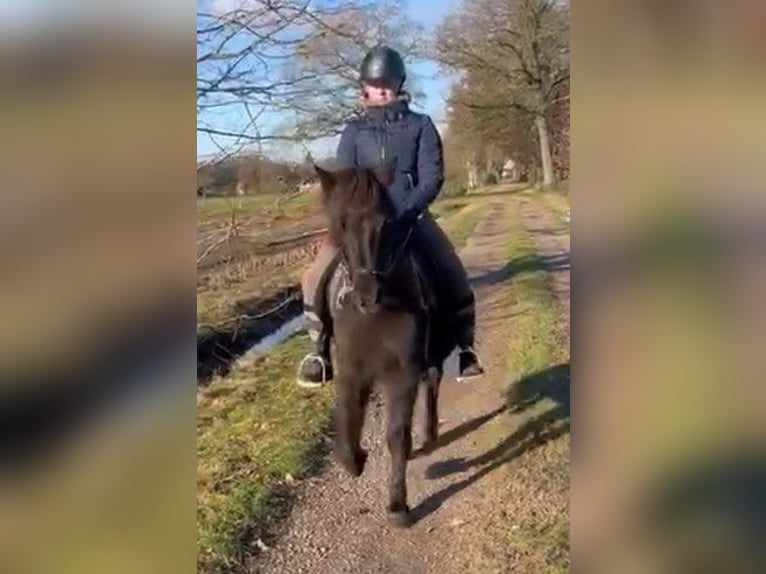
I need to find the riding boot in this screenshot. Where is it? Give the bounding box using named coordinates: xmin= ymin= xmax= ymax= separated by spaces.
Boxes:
xmin=453 ymin=294 xmax=484 ymax=381
xmin=412 ymin=214 xmax=485 ymax=381
xmin=297 ymin=236 xmax=340 ymax=388
xmin=296 ymin=305 xmax=334 ymax=388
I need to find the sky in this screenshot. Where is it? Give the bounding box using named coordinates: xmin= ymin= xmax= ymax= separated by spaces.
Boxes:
xmin=197 ymin=0 xmax=460 ymax=161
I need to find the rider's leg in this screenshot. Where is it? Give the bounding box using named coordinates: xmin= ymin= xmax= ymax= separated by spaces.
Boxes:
xmin=297 ymin=236 xmax=339 ymax=388
xmin=414 ymin=214 xmax=484 ymax=379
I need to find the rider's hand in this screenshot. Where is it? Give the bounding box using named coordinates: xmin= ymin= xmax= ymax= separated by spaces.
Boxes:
xmin=398 ymin=207 xmax=420 ymax=226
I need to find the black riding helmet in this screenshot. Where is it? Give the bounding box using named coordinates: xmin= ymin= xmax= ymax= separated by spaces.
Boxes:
xmin=359 ymin=45 xmax=406 ymax=92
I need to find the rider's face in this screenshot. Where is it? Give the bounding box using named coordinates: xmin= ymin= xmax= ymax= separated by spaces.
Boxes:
xmin=362 ymin=82 xmax=396 ymax=106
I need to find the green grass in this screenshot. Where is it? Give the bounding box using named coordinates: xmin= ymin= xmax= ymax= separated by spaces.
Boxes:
xmin=197 ymin=335 xmax=334 ymax=572
xmin=440 ymin=201 xmax=492 ymax=248
xmin=541 ymin=192 xmax=570 ymax=230
xmin=430 ymin=197 xmax=470 ymax=219
xmin=504 ymin=211 xmax=562 ymax=380
xmin=501 ymin=197 xmax=570 ymax=572
xmin=518 ymin=188 xmax=570 ymax=231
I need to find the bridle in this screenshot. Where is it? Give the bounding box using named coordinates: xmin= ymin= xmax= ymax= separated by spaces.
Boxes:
xmin=340 ymin=219 xmax=415 ymax=282
xmin=371 ymin=222 xmax=415 ymax=280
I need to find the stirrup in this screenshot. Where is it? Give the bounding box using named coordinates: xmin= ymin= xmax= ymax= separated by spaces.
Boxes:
xmin=296 ymin=353 xmax=330 ymax=388
xmin=456 ymin=346 xmax=484 ymax=383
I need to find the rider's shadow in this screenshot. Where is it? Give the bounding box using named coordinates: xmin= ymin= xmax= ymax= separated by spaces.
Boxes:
xmin=469 ymin=252 xmax=570 ymax=289
xmin=411 ymin=362 xmax=570 ymax=523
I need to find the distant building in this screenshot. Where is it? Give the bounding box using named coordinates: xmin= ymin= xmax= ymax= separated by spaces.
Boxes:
xmin=501 ymin=158 xmax=520 ymax=182
xmin=298 ymin=179 xmax=317 ymax=194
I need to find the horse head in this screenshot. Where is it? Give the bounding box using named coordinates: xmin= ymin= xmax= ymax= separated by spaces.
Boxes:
xmin=315 ymin=165 xmax=409 ymax=314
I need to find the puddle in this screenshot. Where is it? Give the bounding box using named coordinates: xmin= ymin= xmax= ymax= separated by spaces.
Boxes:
xmin=237 ymin=314 xmax=306 ymax=365
xmin=197 ymin=286 xmax=303 ymax=384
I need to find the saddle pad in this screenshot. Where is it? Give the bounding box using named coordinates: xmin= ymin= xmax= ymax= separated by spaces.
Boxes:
xmin=325 ymin=256 xmax=436 ymax=315
xmin=327 ymin=259 xmax=353 ymax=315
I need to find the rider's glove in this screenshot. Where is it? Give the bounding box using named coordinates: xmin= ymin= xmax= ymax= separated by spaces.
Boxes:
xmin=399 ymin=207 xmax=420 ymax=226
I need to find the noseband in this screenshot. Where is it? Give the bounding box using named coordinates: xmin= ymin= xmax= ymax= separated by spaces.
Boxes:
xmin=340 ymin=220 xmax=415 ymax=282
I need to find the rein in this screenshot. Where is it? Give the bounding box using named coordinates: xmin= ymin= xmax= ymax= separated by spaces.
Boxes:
xmin=371 ymin=223 xmax=415 ymax=279
xmin=338 ymin=220 xmax=415 ymax=281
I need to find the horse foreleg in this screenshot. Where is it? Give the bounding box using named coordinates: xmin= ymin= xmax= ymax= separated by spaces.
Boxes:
xmin=422 ymin=366 xmax=441 ymax=453
xmin=385 ymin=377 xmax=417 ymax=527
xmin=335 ymin=378 xmax=370 ymax=477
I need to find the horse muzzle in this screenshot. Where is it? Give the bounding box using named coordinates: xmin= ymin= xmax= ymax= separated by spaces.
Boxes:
xmin=356 ymin=298 xmax=380 ymax=314
xmin=353 ymin=289 xmax=380 ymax=314
xmin=352 ymin=271 xmax=380 ymax=313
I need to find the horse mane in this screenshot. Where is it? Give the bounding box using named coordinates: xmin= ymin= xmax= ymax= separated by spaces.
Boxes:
xmin=324 ymin=168 xmax=390 ymax=244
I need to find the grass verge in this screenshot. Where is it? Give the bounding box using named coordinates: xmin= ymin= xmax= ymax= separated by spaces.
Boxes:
xmin=439 ymin=200 xmax=492 ymax=248
xmin=530 ymin=188 xmax=571 ymax=230
xmin=504 ymin=203 xmax=564 ymax=381
xmin=197 ymin=334 xmax=334 ymax=572
xmin=500 ymin=197 xmax=570 ymax=573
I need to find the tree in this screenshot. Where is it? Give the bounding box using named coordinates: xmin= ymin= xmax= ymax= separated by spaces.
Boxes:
xmin=276 ymin=0 xmax=426 ymax=140
xmin=197 ymin=157 xmax=239 ymax=194
xmin=435 ymin=0 xmax=569 ymax=187
xmin=197 ymin=0 xmax=375 ymax=158
xmin=442 ymin=69 xmax=538 ymax=189
xmin=549 ymin=82 xmax=569 ymax=184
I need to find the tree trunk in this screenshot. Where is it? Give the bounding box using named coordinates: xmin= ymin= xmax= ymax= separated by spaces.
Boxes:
xmin=466 ymin=159 xmax=479 ymax=190
xmin=535 ymin=114 xmax=555 ymax=187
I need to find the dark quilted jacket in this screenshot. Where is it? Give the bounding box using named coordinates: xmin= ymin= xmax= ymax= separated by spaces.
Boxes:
xmin=335 ymin=99 xmax=445 ymax=218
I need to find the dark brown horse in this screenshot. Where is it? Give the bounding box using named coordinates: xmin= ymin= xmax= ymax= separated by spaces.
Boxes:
xmin=314 ymin=165 xmax=457 ymax=527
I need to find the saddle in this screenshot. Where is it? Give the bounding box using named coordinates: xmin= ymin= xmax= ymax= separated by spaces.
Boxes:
xmin=320 ymin=251 xmax=437 ymax=318
xmin=316 ymin=248 xmax=462 ymax=373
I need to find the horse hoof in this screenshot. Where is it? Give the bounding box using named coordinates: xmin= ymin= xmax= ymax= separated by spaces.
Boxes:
xmin=389 ymin=509 xmax=412 ymax=529
xmin=353 ymin=449 xmax=368 ymax=476
xmin=421 ymin=438 xmax=438 ymax=455
xmin=338 ymin=448 xmax=367 ymax=477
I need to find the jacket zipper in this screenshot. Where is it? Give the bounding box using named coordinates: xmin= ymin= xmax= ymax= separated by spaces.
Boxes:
xmin=380 ymin=120 xmax=387 ymax=164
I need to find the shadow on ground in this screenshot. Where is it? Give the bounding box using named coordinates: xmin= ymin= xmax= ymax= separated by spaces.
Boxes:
xmin=467 ymin=184 xmax=532 ymax=197
xmin=410 ymin=362 xmax=570 ymax=523
xmin=470 ymin=252 xmax=570 ymax=289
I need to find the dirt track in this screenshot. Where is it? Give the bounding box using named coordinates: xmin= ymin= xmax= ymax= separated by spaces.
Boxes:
xmin=249 ymin=191 xmax=571 ymax=573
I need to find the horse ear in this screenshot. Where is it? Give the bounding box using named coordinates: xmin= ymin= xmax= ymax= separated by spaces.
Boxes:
xmin=373 ymin=167 xmax=394 ymax=187
xmin=314 ymin=164 xmax=335 ymax=193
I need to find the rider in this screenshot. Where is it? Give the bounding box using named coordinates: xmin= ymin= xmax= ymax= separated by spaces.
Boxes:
xmin=296 ymin=45 xmax=484 ymax=387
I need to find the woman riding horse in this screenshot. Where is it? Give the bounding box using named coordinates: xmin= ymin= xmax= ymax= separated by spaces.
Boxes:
xmin=297 ymin=45 xmax=484 ymax=387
